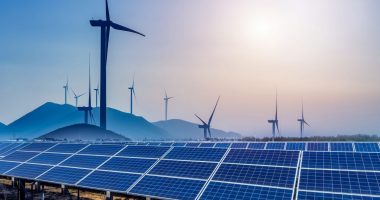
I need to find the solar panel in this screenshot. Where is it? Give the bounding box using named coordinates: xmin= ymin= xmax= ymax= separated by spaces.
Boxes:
xmin=28 ymin=153 xmax=70 ymax=165
xmin=286 ymin=143 xmax=306 ymax=151
xmin=149 ymin=160 xmax=217 ymax=179
xmin=355 ymin=143 xmax=380 ymax=152
xmin=247 ymin=143 xmax=266 ymax=149
xmin=136 ymin=142 xmax=148 ymax=146
xmin=266 ymin=143 xmax=285 ymax=150
xmin=130 ymin=175 xmax=205 ymax=200
xmin=213 ymin=164 xmax=296 ymax=188
xmin=200 ymin=181 xmax=293 ymax=200
xmin=79 ymin=144 xmax=124 ymax=156
xmin=307 ymin=143 xmax=328 ymax=151
xmin=6 ymin=163 xmax=51 ymax=179
xmin=20 ymin=143 xmax=56 ymax=151
xmin=230 ymin=143 xmax=248 ymax=149
xmin=199 ymin=143 xmax=215 ymax=148
xmin=165 ymin=147 xmax=226 ymax=162
xmin=297 ymin=191 xmax=380 ymax=200
xmin=117 ymin=146 xmax=170 ymax=158
xmin=0 ymin=143 xmax=26 ymax=156
xmin=99 ymin=157 xmax=156 ymax=173
xmin=299 ymin=169 xmax=380 ymax=196
xmin=0 ymin=161 xmax=20 ymax=173
xmin=78 ymin=170 xmax=140 ymax=192
xmin=302 ymin=152 xmax=380 ymax=170
xmin=1 ymin=151 xmax=39 ymax=162
xmin=159 ymin=143 xmax=173 ymax=147
xmin=186 ymin=143 xmax=200 ymax=147
xmin=47 ymin=144 xmax=88 ymax=153
xmin=224 ymin=149 xmax=299 ymax=167
xmin=172 ymin=143 xmax=186 ymax=147
xmin=147 ymin=142 xmax=160 ymax=146
xmin=214 ymin=143 xmax=231 ymax=148
xmin=60 ymin=155 xmax=109 ymax=169
xmin=330 ymin=143 xmax=354 ymax=152
xmin=38 ymin=166 xmax=91 ymax=185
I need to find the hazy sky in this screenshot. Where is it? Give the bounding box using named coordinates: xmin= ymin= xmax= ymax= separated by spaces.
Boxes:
xmin=1 ymin=0 xmax=380 ymax=137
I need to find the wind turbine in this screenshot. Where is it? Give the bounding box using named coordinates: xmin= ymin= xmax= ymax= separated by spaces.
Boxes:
xmin=90 ymin=0 xmax=145 ymax=129
xmin=63 ymin=78 xmax=69 ymax=104
xmin=128 ymin=78 xmax=136 ymax=114
xmin=94 ymin=83 xmax=99 ymax=107
xmin=195 ymin=97 xmax=220 ymax=140
xmin=297 ymin=102 xmax=310 ymax=138
xmin=71 ymin=88 xmax=85 ymax=107
xmin=268 ymin=93 xmax=279 ymax=141
xmin=164 ymin=90 xmax=173 ymax=121
xmin=78 ymin=55 xmax=95 ymax=124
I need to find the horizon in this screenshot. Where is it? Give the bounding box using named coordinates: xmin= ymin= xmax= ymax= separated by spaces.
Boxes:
xmin=1 ymin=0 xmax=380 ymax=138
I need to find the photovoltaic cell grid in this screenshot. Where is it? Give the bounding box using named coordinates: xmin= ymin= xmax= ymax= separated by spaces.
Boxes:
xmin=60 ymin=155 xmax=109 ymax=169
xmin=214 ymin=143 xmax=231 ymax=148
xmin=298 ymin=191 xmax=380 ymax=200
xmin=6 ymin=163 xmax=51 ymax=179
xmin=286 ymin=143 xmax=306 ymax=151
xmin=266 ymin=143 xmax=285 ymax=150
xmin=20 ymin=143 xmax=56 ymax=151
xmin=1 ymin=151 xmax=39 ymax=162
xmin=247 ymin=143 xmax=266 ymax=149
xmin=100 ymin=157 xmax=156 ymax=173
xmin=28 ymin=153 xmax=70 ymax=165
xmin=47 ymin=143 xmax=88 ymax=153
xmin=38 ymin=166 xmax=91 ymax=185
xmin=355 ymin=143 xmax=380 ymax=152
xmin=330 ymin=143 xmax=354 ymax=152
xmin=79 ymin=144 xmax=124 ymax=155
xmin=165 ymin=147 xmax=226 ymax=162
xmin=117 ymin=146 xmax=170 ymax=158
xmin=230 ymin=143 xmax=248 ymax=149
xmin=0 ymin=161 xmax=20 ymax=173
xmin=199 ymin=143 xmax=215 ymax=148
xmin=307 ymin=142 xmax=328 ymax=151
xmin=149 ymin=160 xmax=217 ymax=179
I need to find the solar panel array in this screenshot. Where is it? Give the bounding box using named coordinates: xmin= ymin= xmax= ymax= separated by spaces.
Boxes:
xmin=1 ymin=141 xmax=380 ymax=199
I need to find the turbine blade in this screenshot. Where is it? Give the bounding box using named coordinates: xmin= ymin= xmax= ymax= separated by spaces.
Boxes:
xmin=194 ymin=114 xmax=207 ymax=125
xmin=71 ymin=88 xmax=77 ymax=97
xmin=105 ymin=0 xmax=110 ymax=21
xmin=78 ymin=93 xmax=86 ymax=98
xmin=304 ymin=121 xmax=311 ymax=127
xmin=208 ymin=96 xmax=220 ymax=125
xmin=110 ymin=22 xmax=145 ymax=37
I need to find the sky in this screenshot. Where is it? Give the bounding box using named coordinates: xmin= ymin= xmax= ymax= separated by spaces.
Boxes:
xmin=0 ymin=0 xmax=380 ymax=137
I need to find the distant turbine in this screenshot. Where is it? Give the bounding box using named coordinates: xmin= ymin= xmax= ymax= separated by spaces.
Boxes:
xmin=195 ymin=96 xmax=220 ymax=140
xmin=90 ymin=0 xmax=145 ymax=129
xmin=164 ymin=89 xmax=173 ymax=121
xmin=63 ymin=77 xmax=69 ymax=104
xmin=268 ymin=92 xmax=279 ymax=141
xmin=94 ymin=83 xmax=99 ymax=107
xmin=71 ymin=88 xmax=85 ymax=107
xmin=128 ymin=77 xmax=136 ymax=114
xmin=78 ymin=55 xmax=95 ymax=124
xmin=297 ymin=102 xmax=310 ymax=138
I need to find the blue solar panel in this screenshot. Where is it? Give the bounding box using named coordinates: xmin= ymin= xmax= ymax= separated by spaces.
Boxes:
xmin=286 ymin=143 xmax=306 ymax=151
xmin=355 ymin=143 xmax=380 ymax=152
xmin=165 ymin=147 xmax=226 ymax=162
xmin=47 ymin=144 xmax=88 ymax=153
xmin=224 ymin=149 xmax=299 ymax=167
xmin=149 ymin=160 xmax=217 ymax=179
xmin=28 ymin=153 xmax=70 ymax=165
xmin=130 ymin=175 xmax=205 ymax=200
xmin=0 ymin=161 xmax=20 ymax=173
xmin=100 ymin=157 xmax=156 ymax=173
xmin=0 ymin=143 xmax=26 ymax=156
xmin=38 ymin=166 xmax=91 ymax=185
xmin=200 ymin=181 xmax=293 ymax=200
xmin=213 ymin=164 xmax=296 ymax=188
xmin=199 ymin=143 xmax=215 ymax=148
xmin=1 ymin=151 xmax=39 ymax=162
xmin=214 ymin=143 xmax=231 ymax=148
xmin=78 ymin=170 xmax=140 ymax=192
xmin=307 ymin=143 xmax=328 ymax=151
xmin=172 ymin=143 xmax=186 ymax=147
xmin=6 ymin=163 xmax=51 ymax=179
xmin=299 ymin=169 xmax=380 ymax=196
xmin=298 ymin=191 xmax=380 ymax=200
xmin=266 ymin=143 xmax=285 ymax=150
xmin=20 ymin=143 xmax=56 ymax=151
xmin=230 ymin=143 xmax=248 ymax=149
xmin=159 ymin=143 xmax=173 ymax=147
xmin=186 ymin=143 xmax=200 ymax=147
xmin=79 ymin=144 xmax=124 ymax=155
xmin=302 ymin=152 xmax=380 ymax=170
xmin=147 ymin=142 xmax=160 ymax=146
xmin=117 ymin=146 xmax=170 ymax=158
xmin=330 ymin=143 xmax=354 ymax=152
xmin=247 ymin=143 xmax=266 ymax=149
xmin=60 ymin=155 xmax=109 ymax=169
xmin=136 ymin=142 xmax=148 ymax=146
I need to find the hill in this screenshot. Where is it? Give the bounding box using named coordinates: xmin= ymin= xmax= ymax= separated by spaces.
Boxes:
xmin=37 ymin=124 xmax=130 ymax=142
xmin=153 ymin=119 xmax=241 ymax=140
xmin=0 ymin=122 xmax=10 ymax=140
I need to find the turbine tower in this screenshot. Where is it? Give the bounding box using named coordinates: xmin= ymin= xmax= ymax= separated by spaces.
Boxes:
xmin=195 ymin=96 xmax=220 ymax=140
xmin=164 ymin=90 xmax=173 ymax=121
xmin=63 ymin=78 xmax=69 ymax=104
xmin=78 ymin=55 xmax=95 ymax=124
xmin=268 ymin=93 xmax=279 ymax=141
xmin=71 ymin=88 xmax=85 ymax=107
xmin=297 ymin=102 xmax=310 ymax=138
xmin=94 ymin=83 xmax=99 ymax=107
xmin=128 ymin=78 xmax=135 ymax=114
xmin=90 ymin=0 xmax=145 ymax=129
